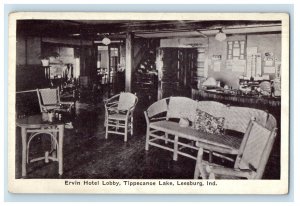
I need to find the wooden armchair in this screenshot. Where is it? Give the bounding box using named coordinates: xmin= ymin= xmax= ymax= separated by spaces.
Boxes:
xmin=104 ymin=92 xmax=138 ymax=142
xmin=16 ymin=89 xmax=42 ymax=117
xmin=194 ymin=120 xmax=277 ymax=179
xmin=37 ymin=87 xmax=75 ymax=113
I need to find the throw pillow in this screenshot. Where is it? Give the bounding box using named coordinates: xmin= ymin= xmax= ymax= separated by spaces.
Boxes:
xmin=179 ymin=118 xmax=189 ymax=127
xmin=194 ymin=109 xmax=225 ymax=135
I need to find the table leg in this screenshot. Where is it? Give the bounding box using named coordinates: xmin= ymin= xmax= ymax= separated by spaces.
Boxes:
xmin=52 ymin=126 xmax=57 ymax=158
xmin=21 ymin=127 xmax=27 ymax=177
xmin=58 ymin=125 xmax=64 ymax=175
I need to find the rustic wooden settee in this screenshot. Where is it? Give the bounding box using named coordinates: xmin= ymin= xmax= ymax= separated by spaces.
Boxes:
xmin=144 ymin=96 xmax=277 ymax=162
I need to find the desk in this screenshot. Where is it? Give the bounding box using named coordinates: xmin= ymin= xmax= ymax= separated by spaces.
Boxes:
xmin=16 ymin=115 xmax=64 ymax=177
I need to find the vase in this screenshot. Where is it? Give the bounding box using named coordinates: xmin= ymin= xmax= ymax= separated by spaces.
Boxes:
xmin=41 ymin=59 xmax=49 ymax=66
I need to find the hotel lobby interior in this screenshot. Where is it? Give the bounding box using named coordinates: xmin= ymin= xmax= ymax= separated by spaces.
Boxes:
xmin=14 ymin=19 xmax=282 ymax=180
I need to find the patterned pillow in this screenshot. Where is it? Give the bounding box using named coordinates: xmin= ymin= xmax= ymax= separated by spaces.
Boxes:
xmin=194 ymin=109 xmax=225 ymax=135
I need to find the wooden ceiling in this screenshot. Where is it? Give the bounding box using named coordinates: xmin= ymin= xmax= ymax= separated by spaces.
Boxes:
xmin=17 ymin=19 xmax=282 ymax=40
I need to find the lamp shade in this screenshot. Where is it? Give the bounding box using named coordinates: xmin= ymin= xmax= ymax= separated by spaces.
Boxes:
xmin=215 ymin=30 xmax=227 ymax=42
xmin=102 ymin=37 xmax=111 ymax=45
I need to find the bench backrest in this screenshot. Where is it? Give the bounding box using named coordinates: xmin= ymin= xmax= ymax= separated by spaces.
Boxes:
xmin=167 ymin=97 xmax=198 ymax=122
xmin=146 ymin=98 xmax=168 ymax=118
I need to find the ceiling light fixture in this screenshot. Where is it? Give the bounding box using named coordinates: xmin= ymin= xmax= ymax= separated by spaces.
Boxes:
xmin=102 ymin=37 xmax=111 ymax=45
xmin=215 ymin=28 xmax=227 ymax=42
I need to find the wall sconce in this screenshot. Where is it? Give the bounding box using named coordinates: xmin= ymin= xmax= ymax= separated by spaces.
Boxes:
xmin=215 ymin=28 xmax=227 ymax=42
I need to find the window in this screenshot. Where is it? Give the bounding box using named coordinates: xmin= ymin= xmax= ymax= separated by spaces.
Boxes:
xmin=227 ymin=40 xmax=245 ymax=60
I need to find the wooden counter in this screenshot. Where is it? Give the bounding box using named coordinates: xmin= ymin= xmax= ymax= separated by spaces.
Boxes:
xmin=191 ymin=88 xmax=281 ymax=113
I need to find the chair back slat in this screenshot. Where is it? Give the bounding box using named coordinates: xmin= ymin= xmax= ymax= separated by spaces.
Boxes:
xmin=16 ymin=89 xmax=42 ymax=117
xmin=117 ymin=92 xmax=137 ymax=111
xmin=238 ymin=121 xmax=275 ymax=178
xmin=39 ymin=88 xmax=59 ymax=105
xmin=147 ymin=98 xmax=168 ymax=118
xmin=167 ymin=97 xmax=198 ymax=122
xmin=224 ymin=106 xmax=268 ymax=133
xmin=197 ymin=101 xmax=226 ymax=118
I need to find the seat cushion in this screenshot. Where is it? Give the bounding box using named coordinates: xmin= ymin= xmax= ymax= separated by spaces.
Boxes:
xmin=194 ymin=109 xmax=225 ymax=135
xmin=150 ymin=120 xmax=241 ymax=153
xmin=108 ymin=113 xmax=127 ymax=120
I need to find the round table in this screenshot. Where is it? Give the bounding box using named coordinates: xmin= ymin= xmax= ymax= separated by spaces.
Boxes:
xmin=16 ymin=114 xmax=64 ymax=177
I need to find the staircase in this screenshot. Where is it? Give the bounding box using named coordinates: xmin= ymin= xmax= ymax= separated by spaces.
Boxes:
xmin=133 ymin=39 xmax=159 ymax=105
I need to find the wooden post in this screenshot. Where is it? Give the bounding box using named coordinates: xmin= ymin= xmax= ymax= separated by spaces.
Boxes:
xmin=125 ymin=33 xmax=133 ymax=92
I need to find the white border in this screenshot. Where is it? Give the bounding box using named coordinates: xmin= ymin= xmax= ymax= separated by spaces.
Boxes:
xmin=7 ymin=12 xmax=289 ymax=195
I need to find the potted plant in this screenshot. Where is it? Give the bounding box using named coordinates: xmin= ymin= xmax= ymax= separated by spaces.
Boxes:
xmin=39 ymin=51 xmax=60 ymax=66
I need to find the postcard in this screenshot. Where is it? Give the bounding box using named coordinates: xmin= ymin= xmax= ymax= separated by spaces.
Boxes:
xmin=8 ymin=12 xmax=289 ymax=194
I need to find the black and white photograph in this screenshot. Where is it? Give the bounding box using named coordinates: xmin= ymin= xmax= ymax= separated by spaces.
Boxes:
xmin=8 ymin=12 xmax=289 ymax=194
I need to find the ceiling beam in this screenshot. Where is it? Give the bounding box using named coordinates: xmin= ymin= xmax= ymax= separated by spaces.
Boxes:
xmin=17 ymin=20 xmax=282 ymax=40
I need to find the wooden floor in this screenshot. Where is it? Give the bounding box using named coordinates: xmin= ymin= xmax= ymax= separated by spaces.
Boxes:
xmin=15 ymin=94 xmax=281 ymax=179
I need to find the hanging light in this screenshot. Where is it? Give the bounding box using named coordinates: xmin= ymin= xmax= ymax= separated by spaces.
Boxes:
xmin=102 ymin=37 xmax=111 ymax=45
xmin=215 ymin=28 xmax=227 ymax=42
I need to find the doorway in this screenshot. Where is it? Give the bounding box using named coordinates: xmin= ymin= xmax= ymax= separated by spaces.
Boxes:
xmin=95 ymin=44 xmax=122 ymax=97
xmin=158 ymin=48 xmax=197 ymax=99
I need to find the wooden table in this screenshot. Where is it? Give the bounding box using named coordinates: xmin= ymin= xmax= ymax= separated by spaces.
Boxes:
xmin=16 ymin=114 xmax=64 ymax=177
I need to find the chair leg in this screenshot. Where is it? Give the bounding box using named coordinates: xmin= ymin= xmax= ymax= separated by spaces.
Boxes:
xmin=194 ymin=165 xmax=200 ymax=179
xmin=194 ymin=148 xmax=205 ymax=179
xmin=124 ymin=120 xmax=128 ymax=142
xmin=130 ymin=116 xmax=133 ymax=136
xmin=145 ymin=127 xmax=150 ymax=150
xmin=209 ymin=151 xmax=213 ymax=163
xmin=104 ymin=111 xmax=107 ymax=127
xmin=105 ymin=120 xmax=109 ymax=139
xmin=209 ymin=172 xmax=215 ymax=179
xmin=173 ymin=135 xmax=178 ymax=161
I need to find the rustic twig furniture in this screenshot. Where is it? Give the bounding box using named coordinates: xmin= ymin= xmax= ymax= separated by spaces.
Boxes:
xmin=104 ymin=92 xmax=138 ymax=142
xmin=194 ymin=120 xmax=277 ymax=179
xmin=144 ymin=97 xmax=277 ymax=162
xmin=16 ymin=115 xmax=64 ymax=177
xmin=16 ymin=90 xmax=65 ymax=177
xmin=37 ymin=87 xmax=75 ymax=113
